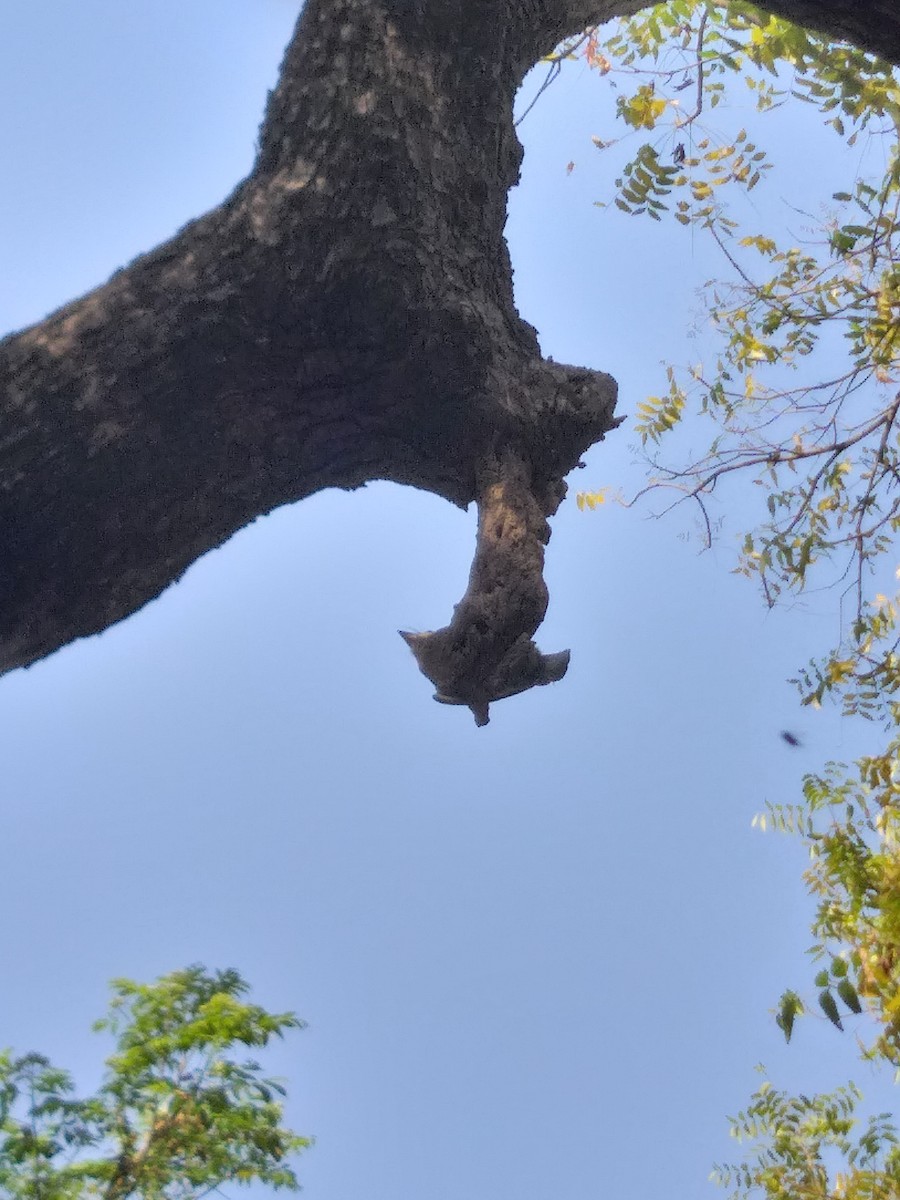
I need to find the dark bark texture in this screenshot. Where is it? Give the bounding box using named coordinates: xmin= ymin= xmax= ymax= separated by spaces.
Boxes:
xmin=1 ymin=0 xmax=898 ymax=722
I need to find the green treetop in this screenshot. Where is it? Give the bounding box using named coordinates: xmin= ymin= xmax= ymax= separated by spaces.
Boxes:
xmin=0 ymin=966 xmax=309 ymax=1200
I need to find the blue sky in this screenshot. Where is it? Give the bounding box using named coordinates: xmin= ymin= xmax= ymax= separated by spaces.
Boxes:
xmin=0 ymin=3 xmax=895 ymax=1197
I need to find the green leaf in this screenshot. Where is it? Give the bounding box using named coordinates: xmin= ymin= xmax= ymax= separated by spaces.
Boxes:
xmin=818 ymin=989 xmax=844 ymax=1030
xmin=835 ymin=977 xmax=863 ymax=1015
xmin=775 ymin=990 xmax=803 ymax=1042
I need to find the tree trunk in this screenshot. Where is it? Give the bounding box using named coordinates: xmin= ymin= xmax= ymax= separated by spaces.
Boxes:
xmin=2 ymin=0 xmax=897 ymax=722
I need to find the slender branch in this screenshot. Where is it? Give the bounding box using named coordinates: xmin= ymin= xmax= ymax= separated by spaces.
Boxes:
xmin=515 ymin=27 xmax=597 ymax=127
xmin=676 ymin=5 xmax=709 ymax=127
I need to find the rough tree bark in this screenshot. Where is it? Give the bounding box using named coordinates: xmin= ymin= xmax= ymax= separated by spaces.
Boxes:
xmin=1 ymin=0 xmax=898 ymax=723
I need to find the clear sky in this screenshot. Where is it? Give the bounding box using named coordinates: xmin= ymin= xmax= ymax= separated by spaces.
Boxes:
xmin=1 ymin=3 xmax=895 ymax=1198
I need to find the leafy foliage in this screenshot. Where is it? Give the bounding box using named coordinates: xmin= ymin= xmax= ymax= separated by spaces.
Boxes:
xmin=711 ymin=1076 xmax=900 ymax=1199
xmin=0 ymin=966 xmax=309 ymax=1199
xmin=757 ymin=743 xmax=900 ymax=1067
xmin=566 ymin=0 xmax=900 ymax=634
xmin=536 ymin=2 xmax=900 ymax=1195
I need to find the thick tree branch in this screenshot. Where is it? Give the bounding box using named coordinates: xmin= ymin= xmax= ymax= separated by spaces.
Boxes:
xmin=1 ymin=0 xmax=897 ymax=717
xmin=402 ymin=450 xmax=570 ymax=726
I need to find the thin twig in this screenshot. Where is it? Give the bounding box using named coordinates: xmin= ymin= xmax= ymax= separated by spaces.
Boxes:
xmin=514 ymin=28 xmax=596 ymax=127
xmin=676 ymin=6 xmax=709 ymax=127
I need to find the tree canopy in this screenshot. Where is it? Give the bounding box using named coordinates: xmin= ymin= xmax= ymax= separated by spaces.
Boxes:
xmin=0 ymin=967 xmax=308 ymax=1199
xmin=558 ymin=2 xmax=900 ymax=1194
